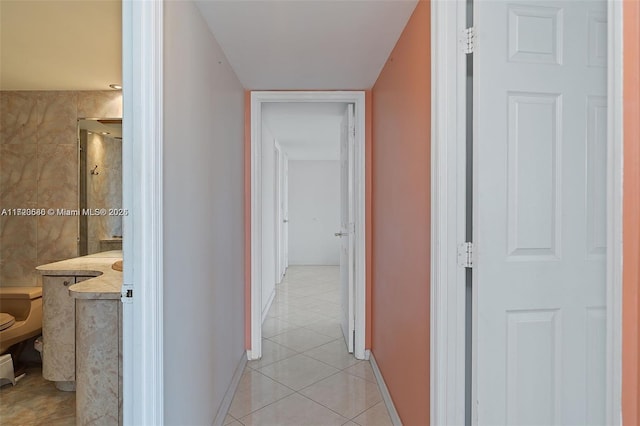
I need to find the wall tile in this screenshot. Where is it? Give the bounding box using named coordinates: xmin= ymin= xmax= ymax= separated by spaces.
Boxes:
xmin=38 ymin=91 xmax=78 ymax=145
xmin=37 ymin=215 xmax=78 ymax=266
xmin=0 ymin=214 xmax=38 ymax=285
xmin=0 ymin=144 xmax=37 ymax=206
xmin=77 ymin=91 xmax=122 ymax=118
xmin=0 ymin=92 xmax=39 ymax=145
xmin=37 ymin=144 xmax=78 ymax=208
xmin=0 ymin=90 xmax=121 ymax=285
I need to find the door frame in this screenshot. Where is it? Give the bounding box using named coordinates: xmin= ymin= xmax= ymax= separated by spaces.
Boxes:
xmin=274 ymin=142 xmax=283 ymax=282
xmin=429 ymin=1 xmax=623 ymax=424
xmin=121 ymin=0 xmax=164 ymax=424
xmin=249 ymin=91 xmax=367 ymax=360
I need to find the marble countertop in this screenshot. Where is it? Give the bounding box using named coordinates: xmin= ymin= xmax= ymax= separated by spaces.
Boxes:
xmin=36 ymin=251 xmax=123 ymax=300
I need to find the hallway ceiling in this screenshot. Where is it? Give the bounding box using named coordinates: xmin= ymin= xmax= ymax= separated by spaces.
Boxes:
xmin=0 ymin=0 xmax=122 ymax=90
xmin=195 ymin=0 xmax=418 ymax=90
xmin=262 ymin=103 xmax=346 ymax=160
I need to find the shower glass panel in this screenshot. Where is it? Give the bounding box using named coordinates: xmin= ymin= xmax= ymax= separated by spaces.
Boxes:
xmin=77 ymin=118 xmax=123 ymax=255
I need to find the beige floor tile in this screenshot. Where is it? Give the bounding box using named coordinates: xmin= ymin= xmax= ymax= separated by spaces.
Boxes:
xmin=308 ymin=303 xmax=343 ymax=318
xmin=274 ymin=309 xmax=332 ymax=327
xmin=247 ymin=339 xmax=298 ymax=370
xmin=266 ymin=303 xmax=304 ymax=319
xmin=268 ymin=327 xmax=336 ymax=352
xmin=223 ymin=414 xmax=238 ymax=425
xmin=315 ymin=292 xmax=341 ymax=304
xmin=229 ymin=266 xmax=391 ymax=426
xmin=299 ymin=372 xmax=382 ymax=419
xmin=343 ymin=362 xmax=377 ymax=383
xmin=303 ymin=320 xmax=345 ymax=339
xmin=257 ymin=354 xmax=339 ymax=390
xmin=302 ymin=339 xmax=361 ymax=370
xmin=228 ymin=369 xmax=294 ymax=419
xmin=352 ymin=401 xmax=393 ymax=426
xmin=0 ymin=366 xmax=75 ymax=425
xmin=262 ymin=317 xmax=297 ymax=338
xmin=239 ymin=393 xmax=348 ymax=426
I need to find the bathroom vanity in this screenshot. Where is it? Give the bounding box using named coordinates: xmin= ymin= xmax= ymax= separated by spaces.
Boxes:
xmin=37 ymin=250 xmax=123 ymax=425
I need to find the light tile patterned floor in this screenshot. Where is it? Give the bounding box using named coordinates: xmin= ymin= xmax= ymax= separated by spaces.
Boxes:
xmin=0 ymin=365 xmax=75 ymax=425
xmin=227 ymin=266 xmax=393 ymax=426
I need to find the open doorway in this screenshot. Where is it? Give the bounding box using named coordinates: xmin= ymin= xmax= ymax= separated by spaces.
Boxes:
xmin=248 ymin=92 xmax=367 ymax=361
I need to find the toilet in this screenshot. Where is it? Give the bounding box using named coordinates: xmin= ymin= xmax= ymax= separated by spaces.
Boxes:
xmin=0 ymin=287 xmax=43 ymax=384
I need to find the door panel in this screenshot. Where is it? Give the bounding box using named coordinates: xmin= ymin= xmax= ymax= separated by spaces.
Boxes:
xmin=340 ymin=104 xmax=355 ymax=353
xmin=283 ymin=155 xmax=289 ymax=272
xmin=474 ymin=1 xmax=607 ymax=424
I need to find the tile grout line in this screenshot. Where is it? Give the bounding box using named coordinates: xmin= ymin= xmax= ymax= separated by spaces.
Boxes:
xmin=237 ymin=266 xmax=388 ymax=425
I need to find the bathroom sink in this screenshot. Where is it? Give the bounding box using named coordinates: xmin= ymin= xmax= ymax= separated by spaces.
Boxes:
xmin=112 ymin=260 xmax=123 ymax=271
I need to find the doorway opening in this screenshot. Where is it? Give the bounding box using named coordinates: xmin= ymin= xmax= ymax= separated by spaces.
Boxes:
xmin=249 ymin=92 xmax=367 ymax=361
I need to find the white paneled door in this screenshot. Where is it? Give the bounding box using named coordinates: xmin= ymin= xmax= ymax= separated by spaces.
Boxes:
xmin=339 ymin=104 xmax=355 ymax=353
xmin=474 ymin=0 xmax=607 ymax=424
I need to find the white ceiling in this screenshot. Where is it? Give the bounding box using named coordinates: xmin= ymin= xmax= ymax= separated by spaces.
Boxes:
xmin=262 ymin=103 xmax=347 ymax=160
xmin=195 ymin=0 xmax=418 ymax=90
xmin=0 ymin=0 xmax=122 ymax=90
xmin=0 ymin=0 xmax=417 ymax=91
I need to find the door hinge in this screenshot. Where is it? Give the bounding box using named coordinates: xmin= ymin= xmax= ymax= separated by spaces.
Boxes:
xmin=121 ymin=285 xmax=133 ymax=303
xmin=458 ymin=242 xmax=474 ymax=268
xmin=350 ymin=126 xmax=356 ymax=138
xmin=462 ymin=27 xmax=475 ymax=54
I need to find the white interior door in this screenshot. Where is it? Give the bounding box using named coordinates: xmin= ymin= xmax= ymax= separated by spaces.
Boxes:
xmin=274 ymin=146 xmax=282 ymax=282
xmin=339 ymin=104 xmax=355 ymax=353
xmin=282 ymin=154 xmax=289 ymax=273
xmin=474 ymin=0 xmax=607 ymax=424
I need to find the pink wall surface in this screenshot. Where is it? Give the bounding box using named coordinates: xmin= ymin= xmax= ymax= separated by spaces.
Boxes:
xmin=371 ymin=1 xmax=430 ymax=424
xmin=623 ymin=0 xmax=640 ymax=424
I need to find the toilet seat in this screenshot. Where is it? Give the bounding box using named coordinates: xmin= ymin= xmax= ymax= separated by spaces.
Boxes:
xmin=0 ymin=313 xmax=15 ymax=331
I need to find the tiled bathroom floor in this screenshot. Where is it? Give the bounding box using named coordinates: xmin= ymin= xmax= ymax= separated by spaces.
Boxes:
xmin=0 ymin=365 xmax=75 ymax=425
xmin=225 ymin=266 xmax=393 ymax=426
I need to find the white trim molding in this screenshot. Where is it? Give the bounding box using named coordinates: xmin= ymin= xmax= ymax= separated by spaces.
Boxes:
xmin=430 ymin=1 xmax=468 ymax=425
xmin=370 ymin=353 xmax=403 ymax=426
xmin=605 ymin=0 xmax=624 ymax=424
xmin=121 ymin=0 xmax=164 ymax=424
xmin=249 ymin=91 xmax=367 ymax=360
xmin=212 ymin=353 xmax=247 ymax=426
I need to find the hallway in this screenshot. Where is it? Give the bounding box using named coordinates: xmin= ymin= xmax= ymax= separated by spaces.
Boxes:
xmin=225 ymin=266 xmax=392 ymax=426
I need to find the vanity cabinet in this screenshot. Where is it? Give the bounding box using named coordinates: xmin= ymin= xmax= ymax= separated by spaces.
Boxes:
xmin=75 ymin=298 xmax=122 ymax=425
xmin=41 ymin=275 xmax=94 ymax=383
xmin=37 ymin=251 xmax=123 ymax=425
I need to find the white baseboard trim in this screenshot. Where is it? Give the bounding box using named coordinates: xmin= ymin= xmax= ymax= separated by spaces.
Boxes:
xmin=212 ymin=351 xmax=247 ymax=426
xmin=261 ymin=287 xmax=276 ymax=323
xmin=370 ymin=352 xmax=403 ymax=426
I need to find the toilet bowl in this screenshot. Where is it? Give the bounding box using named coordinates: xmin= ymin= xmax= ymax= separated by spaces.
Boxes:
xmin=0 ymin=287 xmax=43 ymax=355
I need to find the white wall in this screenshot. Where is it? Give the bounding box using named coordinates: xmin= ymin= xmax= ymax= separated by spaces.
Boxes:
xmin=288 ymin=160 xmax=340 ymax=265
xmin=261 ymin=125 xmax=276 ymax=314
xmin=163 ymin=2 xmax=245 ymax=424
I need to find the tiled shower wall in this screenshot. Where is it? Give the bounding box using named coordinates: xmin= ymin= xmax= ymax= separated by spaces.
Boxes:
xmin=86 ymin=132 xmax=123 ymax=254
xmin=0 ymin=91 xmax=122 ymax=286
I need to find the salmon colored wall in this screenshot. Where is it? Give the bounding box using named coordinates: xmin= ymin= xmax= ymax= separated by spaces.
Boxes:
xmin=244 ymin=90 xmax=374 ymax=349
xmin=623 ymin=1 xmax=640 ymax=424
xmin=371 ymin=2 xmax=430 ymax=425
